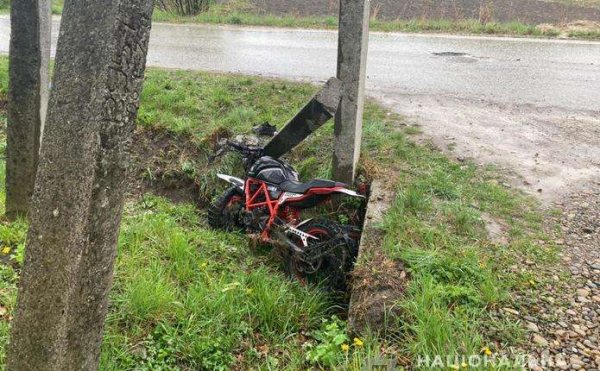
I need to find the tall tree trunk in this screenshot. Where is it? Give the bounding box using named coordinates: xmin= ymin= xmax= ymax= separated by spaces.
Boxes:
xmin=7 ymin=0 xmax=155 ymax=370
xmin=5 ymin=0 xmax=51 ymax=220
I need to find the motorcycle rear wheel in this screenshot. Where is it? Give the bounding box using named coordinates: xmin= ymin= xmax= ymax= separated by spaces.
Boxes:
xmin=286 ymin=219 xmax=353 ymax=292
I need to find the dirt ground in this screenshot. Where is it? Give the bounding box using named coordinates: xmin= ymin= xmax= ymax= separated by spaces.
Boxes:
xmin=236 ymin=0 xmax=600 ymax=24
xmin=371 ymin=92 xmax=600 ymax=204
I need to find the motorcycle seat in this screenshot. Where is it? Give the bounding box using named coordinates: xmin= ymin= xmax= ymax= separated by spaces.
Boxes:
xmin=280 ymin=179 xmax=347 ymax=194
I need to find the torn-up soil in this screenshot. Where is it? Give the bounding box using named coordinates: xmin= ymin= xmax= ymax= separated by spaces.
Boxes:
xmin=348 ymin=180 xmax=409 ymax=334
xmin=128 ymin=127 xmax=205 ymax=205
xmin=128 ymin=126 xmax=242 ymax=207
xmin=349 ymin=253 xmax=408 ymax=334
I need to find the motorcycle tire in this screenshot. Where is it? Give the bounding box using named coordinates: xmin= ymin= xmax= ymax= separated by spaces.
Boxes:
xmin=286 ymin=219 xmax=354 ymax=292
xmin=207 ymin=186 xmax=245 ymax=231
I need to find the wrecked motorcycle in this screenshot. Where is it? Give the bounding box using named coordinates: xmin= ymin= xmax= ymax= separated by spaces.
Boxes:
xmin=208 ymin=141 xmax=364 ymax=291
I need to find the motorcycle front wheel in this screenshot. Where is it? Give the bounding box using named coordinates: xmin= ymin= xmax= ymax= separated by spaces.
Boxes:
xmin=207 ymin=186 xmax=245 ymax=231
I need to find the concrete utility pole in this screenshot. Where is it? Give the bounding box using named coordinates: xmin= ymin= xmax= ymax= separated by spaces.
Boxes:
xmin=5 ymin=0 xmax=52 ymax=219
xmin=333 ymin=0 xmax=370 ymax=185
xmin=7 ymin=0 xmax=155 ymax=369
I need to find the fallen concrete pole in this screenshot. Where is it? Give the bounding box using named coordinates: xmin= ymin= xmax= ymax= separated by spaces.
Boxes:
xmin=348 ymin=180 xmax=409 ymax=334
xmin=263 ymin=77 xmax=342 ymax=159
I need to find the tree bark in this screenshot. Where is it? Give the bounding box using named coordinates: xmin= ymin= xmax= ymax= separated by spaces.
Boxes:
xmin=5 ymin=0 xmax=51 ymax=219
xmin=7 ymin=0 xmax=155 ymax=370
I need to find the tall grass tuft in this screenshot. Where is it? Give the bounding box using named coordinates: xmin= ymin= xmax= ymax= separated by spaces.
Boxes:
xmin=156 ymin=0 xmax=213 ymax=16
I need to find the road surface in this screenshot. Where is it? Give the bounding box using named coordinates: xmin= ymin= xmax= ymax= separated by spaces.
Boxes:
xmin=1 ymin=16 xmax=599 ymax=201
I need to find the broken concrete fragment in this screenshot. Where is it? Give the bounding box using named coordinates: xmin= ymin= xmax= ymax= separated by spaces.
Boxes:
xmin=348 ymin=180 xmax=408 ymax=334
xmin=263 ymin=77 xmax=342 ymax=159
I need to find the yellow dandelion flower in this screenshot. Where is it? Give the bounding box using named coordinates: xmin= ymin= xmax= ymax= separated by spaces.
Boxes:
xmin=353 ymin=338 xmax=363 ymax=347
xmin=200 ymin=262 xmax=207 ymax=268
xmin=481 ymin=346 xmax=492 ymax=356
xmin=341 ymin=344 xmax=349 ymax=352
xmin=461 ymin=361 xmax=468 ymax=368
xmin=2 ymin=247 xmax=10 ymax=254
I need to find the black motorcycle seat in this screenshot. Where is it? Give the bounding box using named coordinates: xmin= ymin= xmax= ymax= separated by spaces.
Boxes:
xmin=280 ymin=179 xmax=347 ymax=194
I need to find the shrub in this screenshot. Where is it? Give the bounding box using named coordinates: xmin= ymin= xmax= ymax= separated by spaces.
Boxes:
xmin=155 ymin=0 xmax=213 ymax=16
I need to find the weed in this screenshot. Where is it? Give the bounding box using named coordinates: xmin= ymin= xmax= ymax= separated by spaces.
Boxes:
xmin=304 ymin=316 xmax=349 ymax=367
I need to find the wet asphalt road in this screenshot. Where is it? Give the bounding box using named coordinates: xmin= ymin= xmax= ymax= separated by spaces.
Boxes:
xmin=1 ymin=16 xmax=599 ymax=111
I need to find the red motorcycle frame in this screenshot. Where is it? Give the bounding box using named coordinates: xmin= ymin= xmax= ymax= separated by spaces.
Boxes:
xmin=238 ymin=177 xmax=359 ymax=244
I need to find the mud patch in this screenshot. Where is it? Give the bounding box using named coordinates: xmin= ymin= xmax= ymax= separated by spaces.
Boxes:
xmin=349 ymin=245 xmax=408 ymax=333
xmin=128 ymin=127 xmax=209 ymax=205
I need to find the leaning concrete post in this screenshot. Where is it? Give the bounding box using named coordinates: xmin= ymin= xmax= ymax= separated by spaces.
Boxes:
xmin=5 ymin=0 xmax=52 ymax=219
xmin=332 ymin=0 xmax=370 ymax=185
xmin=7 ymin=0 xmax=155 ymax=369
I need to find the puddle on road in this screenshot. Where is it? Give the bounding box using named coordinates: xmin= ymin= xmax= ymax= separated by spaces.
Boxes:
xmin=432 ymin=52 xmax=488 ymax=63
xmin=433 ymin=52 xmax=469 ymax=57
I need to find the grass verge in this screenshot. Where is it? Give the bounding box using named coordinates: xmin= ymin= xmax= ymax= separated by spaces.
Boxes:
xmin=151 ymin=2 xmax=565 ymax=39
xmin=149 ymin=1 xmax=600 ymax=40
xmin=0 ymin=56 xmax=557 ymax=369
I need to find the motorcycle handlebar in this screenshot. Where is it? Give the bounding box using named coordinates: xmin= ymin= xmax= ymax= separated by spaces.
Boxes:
xmin=208 ymin=139 xmax=263 ymax=168
xmin=227 ymin=141 xmax=263 ymax=157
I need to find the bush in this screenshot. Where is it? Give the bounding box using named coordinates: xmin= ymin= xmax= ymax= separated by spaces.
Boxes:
xmin=156 ymin=0 xmax=213 ymax=16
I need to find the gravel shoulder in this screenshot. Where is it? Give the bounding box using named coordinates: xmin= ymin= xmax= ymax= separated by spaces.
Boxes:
xmin=521 ymin=189 xmax=599 ymax=370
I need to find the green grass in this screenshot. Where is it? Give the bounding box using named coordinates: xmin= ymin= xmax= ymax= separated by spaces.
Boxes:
xmin=0 ymin=55 xmax=557 ymax=369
